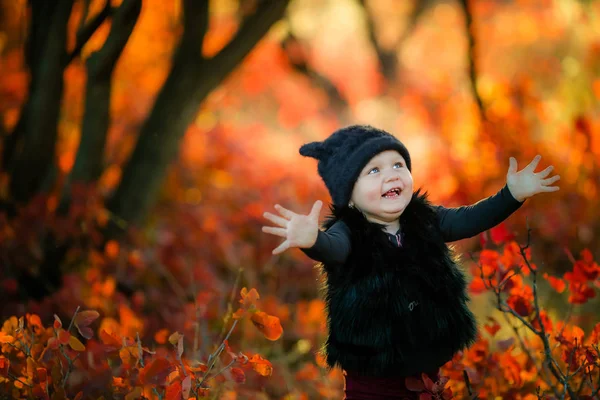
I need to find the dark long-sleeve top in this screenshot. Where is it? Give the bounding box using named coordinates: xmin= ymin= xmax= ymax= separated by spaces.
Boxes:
xmin=301 ymin=184 xmax=524 ymax=265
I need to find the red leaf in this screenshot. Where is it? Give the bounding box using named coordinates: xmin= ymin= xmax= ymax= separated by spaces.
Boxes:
xmin=422 ymin=373 xmax=435 ymax=391
xmin=139 ymin=358 xmax=173 ymax=385
xmin=53 ymin=315 xmax=62 ymax=330
xmin=489 ymin=223 xmax=515 ymax=245
xmin=230 ymin=367 xmax=246 ymax=383
xmin=165 ymin=380 xmax=182 ymax=400
xmin=36 ymin=368 xmax=47 ymax=382
xmin=484 ymin=317 xmax=501 ymax=337
xmin=74 ymin=311 xmax=99 ymax=339
xmin=405 ymin=376 xmax=425 ymax=391
xmin=420 ymin=394 xmax=433 ymax=400
xmin=58 ymin=329 xmax=71 ymax=345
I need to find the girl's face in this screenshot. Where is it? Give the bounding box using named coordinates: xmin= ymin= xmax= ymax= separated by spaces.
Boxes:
xmin=349 ymin=150 xmax=413 ymax=229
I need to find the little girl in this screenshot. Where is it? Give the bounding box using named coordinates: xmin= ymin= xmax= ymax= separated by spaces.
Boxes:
xmin=262 ymin=125 xmax=560 ymax=399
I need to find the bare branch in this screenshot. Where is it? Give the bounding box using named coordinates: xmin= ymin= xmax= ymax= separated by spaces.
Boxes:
xmin=457 ymin=0 xmax=486 ymax=123
xmin=359 ymin=0 xmax=433 ymax=81
xmin=86 ymin=0 xmax=142 ymax=79
xmin=281 ymin=31 xmax=347 ymax=109
xmin=67 ymin=0 xmax=111 ymax=65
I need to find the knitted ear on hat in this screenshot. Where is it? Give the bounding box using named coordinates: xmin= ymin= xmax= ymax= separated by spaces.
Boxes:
xmin=299 ymin=141 xmax=329 ymax=160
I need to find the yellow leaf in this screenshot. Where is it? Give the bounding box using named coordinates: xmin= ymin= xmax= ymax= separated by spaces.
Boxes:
xmin=168 ymin=331 xmax=181 ymax=346
xmin=68 ymin=336 xmax=86 ymax=352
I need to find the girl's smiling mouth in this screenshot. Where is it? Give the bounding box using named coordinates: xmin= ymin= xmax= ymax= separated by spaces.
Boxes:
xmin=382 ymin=188 xmax=402 ymax=198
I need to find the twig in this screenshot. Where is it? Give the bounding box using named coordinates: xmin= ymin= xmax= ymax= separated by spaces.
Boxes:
xmin=198 ymin=319 xmax=238 ymax=387
xmin=67 ymin=306 xmax=81 ymax=332
xmin=518 ymin=227 xmax=578 ymax=399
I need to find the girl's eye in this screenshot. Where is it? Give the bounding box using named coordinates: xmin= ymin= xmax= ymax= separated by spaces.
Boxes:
xmin=368 ymin=167 xmax=379 ymax=174
xmin=394 ymin=162 xmax=403 ymax=169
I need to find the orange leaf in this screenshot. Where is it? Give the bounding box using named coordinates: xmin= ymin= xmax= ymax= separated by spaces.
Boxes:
xmin=119 ymin=347 xmax=135 ymax=367
xmin=139 ymin=357 xmax=173 ymax=385
xmin=105 ymin=240 xmax=120 ymax=259
xmin=154 ymin=328 xmax=169 ymax=345
xmin=232 ymin=308 xmax=246 ymax=320
xmin=469 ymin=277 xmax=487 ymax=294
xmin=239 ymin=287 xmax=260 ymax=309
xmin=543 ymin=273 xmax=566 ymax=293
xmin=250 ymin=311 xmax=283 ymax=341
xmin=0 ymin=357 xmax=9 ymax=378
xmin=100 ymin=329 xmax=122 ymax=351
xmin=69 ymin=335 xmax=86 ymax=351
xmin=0 ymin=334 xmax=14 ymax=344
xmin=248 ymin=354 xmax=273 ymax=377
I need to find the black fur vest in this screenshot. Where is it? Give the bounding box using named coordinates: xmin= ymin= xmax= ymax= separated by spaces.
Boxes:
xmin=316 ymin=189 xmax=478 ymax=377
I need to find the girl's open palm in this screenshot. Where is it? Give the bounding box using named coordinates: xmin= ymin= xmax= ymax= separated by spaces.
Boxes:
xmin=507 ymin=154 xmax=560 ymax=201
xmin=262 ymin=201 xmax=323 ymax=255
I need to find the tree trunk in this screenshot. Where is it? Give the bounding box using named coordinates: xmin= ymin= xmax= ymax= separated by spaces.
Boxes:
xmin=69 ymin=0 xmax=142 ymax=186
xmin=5 ymin=1 xmax=74 ymax=203
xmin=107 ymin=0 xmax=290 ymax=229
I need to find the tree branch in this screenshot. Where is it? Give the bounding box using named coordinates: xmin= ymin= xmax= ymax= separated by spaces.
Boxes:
xmin=86 ymin=0 xmax=142 ymax=79
xmin=210 ymin=0 xmax=290 ymax=72
xmin=66 ymin=0 xmax=112 ymax=66
xmin=457 ymin=0 xmax=486 ymax=123
xmin=281 ymin=31 xmax=347 ymax=110
xmin=107 ymin=0 xmax=290 ymax=230
xmin=359 ymin=0 xmax=433 ymax=82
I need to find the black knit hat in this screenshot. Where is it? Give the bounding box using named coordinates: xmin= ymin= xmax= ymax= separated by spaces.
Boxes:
xmin=299 ymin=124 xmax=412 ymax=207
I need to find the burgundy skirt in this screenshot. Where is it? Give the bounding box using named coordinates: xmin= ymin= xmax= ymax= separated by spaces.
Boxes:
xmin=343 ymin=369 xmax=441 ymax=400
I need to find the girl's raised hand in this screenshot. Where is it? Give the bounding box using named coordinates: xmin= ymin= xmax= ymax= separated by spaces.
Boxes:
xmin=262 ymin=200 xmax=323 ymax=255
xmin=507 ymin=155 xmax=560 ymax=202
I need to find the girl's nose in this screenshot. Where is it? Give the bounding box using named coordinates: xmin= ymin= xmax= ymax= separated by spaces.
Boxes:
xmin=385 ymin=172 xmax=401 ymax=182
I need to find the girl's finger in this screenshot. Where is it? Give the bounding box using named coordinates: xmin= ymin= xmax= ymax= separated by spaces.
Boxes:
xmin=263 ymin=212 xmax=289 ymax=227
xmin=262 ymin=226 xmax=287 ymax=238
xmin=272 ymin=240 xmax=290 ymax=255
xmin=541 ymin=175 xmax=560 ymax=185
xmin=525 ymin=154 xmax=542 ymax=172
xmin=537 ymin=165 xmax=554 ymax=178
xmin=541 ymin=185 xmax=560 ymax=192
xmin=274 ymin=204 xmax=295 ymax=219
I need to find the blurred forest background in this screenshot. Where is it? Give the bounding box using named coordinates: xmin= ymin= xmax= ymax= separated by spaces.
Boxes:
xmin=0 ymin=0 xmax=599 ymax=398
